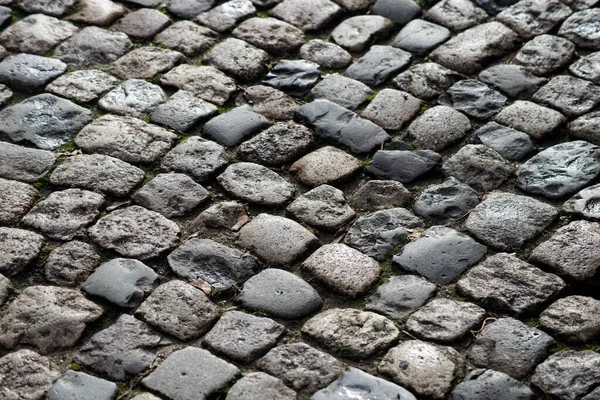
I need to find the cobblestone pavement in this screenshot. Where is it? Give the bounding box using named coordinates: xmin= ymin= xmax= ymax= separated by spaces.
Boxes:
xmin=1 ymin=0 xmax=600 ymax=399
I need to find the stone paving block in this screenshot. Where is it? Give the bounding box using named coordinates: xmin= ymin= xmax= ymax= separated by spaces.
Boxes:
xmin=0 ymin=350 xmax=60 ymax=400
xmin=425 ymin=0 xmax=488 ymax=31
xmin=331 ymin=15 xmax=394 ymax=52
xmin=197 ymin=0 xmax=256 ymax=33
xmin=53 ymin=26 xmax=133 ymax=66
xmin=233 ymin=17 xmax=305 ymax=55
xmin=67 ymin=0 xmax=126 ymax=26
xmin=0 ymin=227 xmax=45 ymax=276
xmin=155 ymin=21 xmax=219 ymax=56
xmin=0 ymin=178 xmax=38 ymax=224
xmin=0 ymin=14 xmax=78 ymax=55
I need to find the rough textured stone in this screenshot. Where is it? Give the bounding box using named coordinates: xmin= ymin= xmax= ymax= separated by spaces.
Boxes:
xmin=430 ymin=21 xmax=519 ymax=74
xmin=331 ymin=0 xmax=370 ymax=10
xmin=559 ymin=9 xmax=600 ymax=50
xmin=407 ymin=299 xmax=485 ymax=342
xmin=287 ymin=185 xmax=355 ymax=231
xmin=46 ymin=371 xmax=118 ymax=400
xmin=202 ymin=311 xmax=285 ymax=362
xmin=46 ymin=69 xmax=119 ymax=103
xmin=295 ymin=100 xmax=389 ymax=153
xmin=345 ymin=46 xmax=411 ymax=87
xmin=407 ymin=106 xmax=471 ymax=151
xmin=496 ymin=0 xmax=572 ymax=39
xmin=186 ymin=201 xmax=247 ymax=240
xmin=478 ymin=64 xmax=546 ymax=99
xmin=155 ymin=21 xmax=219 ymax=57
xmin=302 ymin=309 xmax=399 ymax=358
xmin=439 ymin=79 xmax=506 ymax=119
xmin=197 ymin=0 xmax=256 ymax=32
xmin=533 ymin=75 xmax=600 ymax=117
xmin=465 ymin=192 xmax=558 ymax=251
xmin=442 ymin=144 xmax=515 ymax=193
xmin=413 ymin=177 xmax=480 ymax=224
xmin=99 ymin=79 xmax=167 ymax=118
xmin=540 ymin=296 xmax=600 ymax=343
xmin=76 ymin=314 xmax=163 ymax=381
xmin=0 ymin=285 xmax=103 ymax=353
xmin=371 ymin=0 xmax=421 ymax=26
xmin=570 ymin=51 xmax=600 ymax=83
xmin=45 ymin=241 xmax=100 ymax=286
xmin=116 ymin=8 xmax=170 ymax=39
xmin=457 ymin=253 xmax=566 ymax=315
xmin=395 ymin=62 xmax=460 ymax=100
xmin=475 ymin=122 xmax=536 ymax=161
xmin=300 ymin=40 xmax=352 ymax=69
xmin=233 ymin=17 xmax=305 ymax=55
xmin=302 ymin=244 xmax=380 ymax=296
xmin=0 ymin=94 xmax=92 ymax=150
xmin=135 ymin=280 xmax=219 ymax=340
xmin=166 ymin=0 xmax=216 ymax=18
xmin=226 ymin=372 xmax=296 ymax=400
xmin=89 ymin=206 xmax=180 ymax=260
xmin=0 ymin=14 xmax=78 ymax=55
xmin=494 ymin=100 xmax=565 ymax=140
xmin=0 ymin=54 xmax=66 ymax=92
xmin=53 ymin=26 xmax=133 ymax=66
xmin=468 ymin=317 xmax=555 ymax=379
xmin=236 ymin=85 xmax=299 ymax=120
xmin=109 ymin=47 xmax=183 ymax=80
xmin=0 ymin=227 xmax=45 ymax=276
xmin=450 ymin=369 xmax=535 ymax=400
xmin=529 ymin=220 xmax=600 ymax=281
xmin=204 ymin=107 xmax=272 ymax=147
xmin=0 ymin=350 xmax=60 ymax=400
xmin=262 ymin=59 xmax=320 ymax=97
xmin=271 ymin=0 xmax=342 ymax=31
xmin=258 ymin=343 xmax=344 ymax=394
xmin=366 ymin=150 xmax=441 ymax=183
xmin=425 ymin=0 xmax=488 ymax=31
xmin=205 ymin=38 xmax=268 ymax=82
xmin=238 ymin=122 xmax=313 ymax=166
xmin=290 ymin=146 xmax=362 ymax=186
xmin=394 ymin=226 xmax=487 ymax=284
xmin=50 ymin=154 xmax=144 ymax=197
xmin=160 ymin=64 xmax=237 ymax=106
xmin=393 ymin=19 xmax=451 ymax=55
xmin=0 ymin=274 xmax=11 ymax=307
xmin=151 ymin=91 xmax=217 ymax=132
xmin=531 ymin=351 xmax=600 ymax=400
xmin=67 ymin=0 xmax=126 ymax=26
xmin=310 ymin=74 xmax=373 ymax=111
xmin=563 ymin=183 xmax=600 ymax=220
xmin=161 ymin=137 xmax=229 ymax=182
xmin=517 ymin=141 xmax=600 ymax=199
xmin=168 ymin=238 xmax=257 ymax=290
xmin=237 ymin=268 xmax=322 ymax=318
xmin=16 ymin=0 xmax=76 ymax=15
xmin=366 ymin=275 xmax=436 ymax=320
xmin=344 ymin=207 xmax=424 ymax=260
xmin=331 ymin=16 xmax=394 ymax=52
xmin=350 ymin=180 xmax=412 ymax=211
xmin=379 ymin=340 xmax=463 ymax=399
xmin=361 ymin=89 xmax=420 ymax=131
xmin=0 ymin=178 xmax=38 ymax=224
xmin=514 ymin=34 xmax=575 ymax=75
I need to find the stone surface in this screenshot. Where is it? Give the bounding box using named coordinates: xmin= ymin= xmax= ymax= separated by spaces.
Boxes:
xmin=50 ymin=154 xmax=144 ymax=197
xmin=540 ymin=296 xmax=600 ymax=343
xmin=233 ymin=17 xmax=305 ymax=55
xmin=331 ymin=15 xmax=394 ymax=52
xmin=197 ymin=0 xmax=256 ymax=33
xmin=82 ymin=258 xmax=158 ymax=308
xmin=439 ymin=79 xmax=506 ymax=119
xmin=23 ymin=189 xmax=104 ymax=241
xmin=67 ymin=0 xmax=126 ymax=26
xmin=46 ymin=69 xmax=119 ymax=103
xmin=344 ymin=207 xmax=424 ymax=260
xmin=302 ymin=244 xmax=380 ymax=296
xmin=371 ymin=0 xmax=421 ymax=26
xmin=413 ymin=177 xmax=480 ymax=224
xmin=53 ymin=26 xmax=133 ymax=66
xmin=457 ymin=253 xmax=566 ymax=315
xmin=300 ymin=39 xmax=352 ymax=70
xmin=407 ymin=106 xmax=471 ymax=151
xmin=151 ymin=90 xmax=218 ymax=132
xmin=0 ymin=350 xmax=60 ymax=400
xmin=465 ymin=192 xmax=558 ymax=251
xmin=238 ymin=122 xmax=313 ymax=166
xmin=393 ymin=19 xmax=451 ymax=55
xmin=0 ymin=285 xmax=103 ymax=353
xmin=186 ymin=201 xmax=247 ymax=240
xmin=45 ymin=241 xmax=100 ymax=286
xmin=160 ymin=64 xmax=237 ymax=106
xmin=310 ymin=74 xmax=373 ymax=111
xmin=16 ymin=0 xmax=76 ymax=15
xmin=430 ymin=22 xmax=518 ymax=74
xmin=0 ymin=274 xmax=11 ymax=307
xmin=394 ymin=226 xmax=487 ymax=284
xmin=395 ymin=62 xmax=460 ymax=100
xmin=166 ymin=0 xmax=216 ymax=18
xmin=76 ymin=314 xmax=163 ymax=381
xmin=475 ymin=122 xmax=536 ymax=161
xmin=494 ymin=100 xmax=565 ymax=140
xmin=379 ymin=340 xmax=463 ymax=399
xmin=0 ymin=94 xmax=92 ymax=150
xmin=406 ymin=299 xmax=485 ymax=342
xmin=236 ymin=85 xmax=299 ymax=120
xmin=302 ymin=308 xmax=399 ymax=358
xmin=135 ymin=280 xmax=219 ymax=340
xmin=345 ymin=45 xmax=411 ymax=87
xmin=116 ymin=8 xmax=170 ymax=39
xmin=0 ymin=14 xmax=78 ymax=55
xmin=0 ymin=178 xmax=37 ymax=224
xmin=257 ymin=343 xmax=344 ymax=394
xmin=468 ymin=317 xmax=555 ymax=379
xmin=478 ymin=64 xmax=546 ymax=99
xmin=161 ymin=137 xmax=229 ymax=182
xmin=204 ymin=107 xmax=272 ymax=147
xmin=366 ymin=275 xmax=437 ymax=320
xmin=514 ymin=34 xmax=575 ymax=75
xmin=474 ymin=0 xmax=520 ymax=14
xmin=350 ymin=180 xmax=412 ymax=211
xmin=109 ymin=47 xmax=184 ymax=80
xmin=366 ymin=150 xmax=441 ymax=183
xmin=533 ymin=75 xmax=600 ymax=117
xmin=531 ymin=350 xmax=600 ymax=400
xmin=205 ymin=38 xmax=268 ymax=82
xmin=425 ymin=0 xmax=488 ymax=31
xmin=237 ymin=268 xmax=322 ymax=318
xmin=287 ymin=185 xmax=355 ymax=231
xmin=570 ymin=51 xmax=600 ymax=83
xmin=361 ymin=89 xmax=421 ymax=131
xmin=46 ymin=371 xmax=118 ymax=400
xmin=563 ymin=183 xmax=600 ymax=220
xmin=529 ymin=220 xmax=600 ymax=281
xmin=559 ymin=9 xmax=600 ymax=50
xmin=226 ymin=372 xmax=296 ymax=400
xmin=0 ymin=54 xmax=66 ymax=92
xmin=202 ymin=311 xmax=285 ymax=362
xmin=0 ymin=227 xmax=45 ymax=276
xmin=517 ymin=141 xmax=600 ymax=199
xmin=262 ymin=59 xmax=320 ymax=97
xmin=442 ymin=144 xmax=515 ymax=193
xmin=450 ymin=369 xmax=535 ymax=400
xmin=168 ymin=238 xmax=257 ymax=291
xmin=155 ymin=21 xmax=219 ymax=57
xmin=295 ymin=100 xmax=389 ymax=154
xmin=99 ymin=79 xmax=167 ymax=118
xmin=290 ymin=146 xmax=362 ymax=186
xmin=496 ymin=0 xmax=572 ymax=39
xmin=271 ymin=0 xmax=342 ymax=31
xmin=89 ymin=206 xmax=180 ymax=260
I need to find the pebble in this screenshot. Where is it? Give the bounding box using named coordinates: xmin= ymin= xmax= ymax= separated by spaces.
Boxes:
xmin=46 ymin=69 xmax=119 ymax=103
xmin=0 ymin=178 xmax=38 ymax=224
xmin=0 ymin=14 xmax=78 ymax=55
xmin=0 ymin=227 xmax=45 ymax=276
xmin=53 ymin=26 xmax=133 ymax=66
xmin=407 ymin=105 xmax=471 ymax=151
xmin=290 ymin=146 xmax=362 ymax=186
xmin=413 ymin=177 xmax=480 ymax=224
xmin=331 ymin=15 xmax=394 ymax=52
xmin=160 ymin=64 xmax=237 ymax=106
xmin=287 ymin=185 xmax=355 ymax=231
xmin=0 ymin=350 xmax=60 ymax=400
xmin=46 ymin=371 xmax=118 ymax=400
xmin=366 ymin=275 xmax=436 ymax=320
xmin=366 ymin=150 xmax=441 ymax=183
xmin=204 ymin=106 xmax=272 ymax=147
xmin=160 ymin=137 xmax=230 ymax=182
xmin=45 ymin=241 xmax=100 ymax=286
